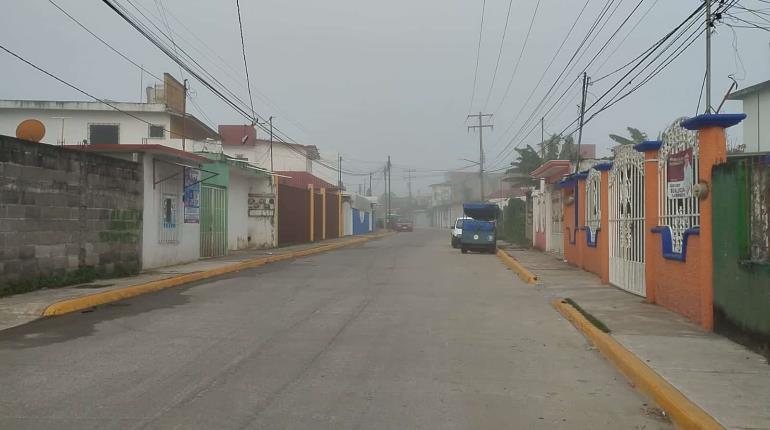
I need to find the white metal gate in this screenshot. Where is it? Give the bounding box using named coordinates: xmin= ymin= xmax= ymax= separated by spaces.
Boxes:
xmin=609 ymin=145 xmax=646 ymax=296
xmin=550 ymin=190 xmax=564 ymax=255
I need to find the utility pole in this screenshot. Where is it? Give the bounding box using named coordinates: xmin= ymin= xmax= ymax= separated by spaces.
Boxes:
xmin=576 ymin=72 xmax=589 ymax=173
xmin=386 ymin=155 xmax=393 ymax=226
xmin=338 ymin=154 xmax=343 ymax=190
xmin=368 ymin=172 xmax=372 ymax=197
xmin=705 ymin=0 xmax=712 ymax=113
xmin=404 ymin=168 xmax=415 ymax=205
xmin=269 ymin=116 xmax=274 ymax=172
xmin=182 ymin=78 xmax=188 ymax=151
xmin=467 ymin=112 xmax=493 ymax=201
xmin=540 ymin=116 xmax=545 ymax=159
xmin=384 ymin=164 xmax=388 ymax=223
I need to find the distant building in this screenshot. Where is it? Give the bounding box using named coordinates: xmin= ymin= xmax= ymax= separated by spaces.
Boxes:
xmin=0 ymin=73 xmax=218 ymax=149
xmin=727 ymin=79 xmax=770 ymax=152
xmin=218 ymin=124 xmax=338 ymax=186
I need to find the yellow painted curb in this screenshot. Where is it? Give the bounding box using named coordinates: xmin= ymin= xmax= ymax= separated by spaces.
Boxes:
xmin=42 ymin=233 xmax=391 ymax=317
xmin=496 ymin=249 xmax=538 ymax=284
xmin=553 ymin=299 xmax=724 ymax=430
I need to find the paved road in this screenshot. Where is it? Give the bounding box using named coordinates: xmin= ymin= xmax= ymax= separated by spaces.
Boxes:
xmin=0 ymin=230 xmax=670 ymax=429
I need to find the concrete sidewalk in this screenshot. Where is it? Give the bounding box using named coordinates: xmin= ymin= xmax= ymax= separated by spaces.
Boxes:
xmin=499 ymin=245 xmax=770 ymax=430
xmin=0 ymin=233 xmax=387 ymax=332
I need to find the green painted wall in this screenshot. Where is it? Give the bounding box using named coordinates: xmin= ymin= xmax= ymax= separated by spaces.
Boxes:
xmin=712 ymin=159 xmax=770 ymax=356
xmin=201 ymin=158 xmax=230 ymax=188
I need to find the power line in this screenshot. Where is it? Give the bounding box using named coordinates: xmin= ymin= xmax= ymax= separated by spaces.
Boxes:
xmin=488 ymin=0 xmax=619 ymax=163
xmin=234 ymin=0 xmax=256 ymax=123
xmin=47 ymin=0 xmax=219 ymax=132
xmin=482 ymin=0 xmax=514 ymax=110
xmin=467 ymin=0 xmax=487 ymax=114
xmin=491 ymin=0 xmax=543 ymax=113
xmin=485 ymin=0 xmax=592 ymax=154
xmin=47 ymin=0 xmax=161 ymax=82
xmin=490 ymin=1 xmax=709 ymax=169
xmin=0 ymin=42 xmax=204 ymax=144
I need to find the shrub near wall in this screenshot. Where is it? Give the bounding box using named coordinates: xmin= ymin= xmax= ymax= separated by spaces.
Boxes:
xmin=0 ymin=135 xmax=142 ymax=296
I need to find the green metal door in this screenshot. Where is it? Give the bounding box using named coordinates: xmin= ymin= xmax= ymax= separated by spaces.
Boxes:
xmin=201 ymin=185 xmax=227 ymax=257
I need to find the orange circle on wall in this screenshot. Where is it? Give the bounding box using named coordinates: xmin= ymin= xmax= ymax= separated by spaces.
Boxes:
xmin=15 ymin=119 xmax=46 ymax=142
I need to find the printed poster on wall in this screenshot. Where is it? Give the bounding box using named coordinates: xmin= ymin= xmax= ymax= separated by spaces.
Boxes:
xmin=666 ymin=148 xmax=693 ymax=199
xmin=183 ymin=167 xmax=200 ymax=223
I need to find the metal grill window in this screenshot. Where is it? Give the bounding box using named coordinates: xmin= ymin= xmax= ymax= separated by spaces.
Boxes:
xmin=658 ymin=118 xmax=699 ymax=254
xmin=749 ymin=157 xmax=770 ymax=262
xmin=158 ymin=170 xmax=181 ymax=244
xmin=585 ymin=169 xmax=601 ymax=242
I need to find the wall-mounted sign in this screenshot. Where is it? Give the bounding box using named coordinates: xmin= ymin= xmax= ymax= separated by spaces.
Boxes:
xmin=667 ymin=148 xmax=693 ymax=199
xmin=183 ymin=167 xmax=200 ymax=223
xmin=248 ymin=193 xmax=275 ymax=217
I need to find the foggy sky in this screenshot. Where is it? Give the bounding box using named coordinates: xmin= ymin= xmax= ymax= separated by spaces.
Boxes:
xmin=1 ymin=0 xmax=767 ymax=195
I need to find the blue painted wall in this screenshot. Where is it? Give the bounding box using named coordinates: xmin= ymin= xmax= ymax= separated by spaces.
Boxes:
xmin=352 ymin=208 xmax=372 ymax=235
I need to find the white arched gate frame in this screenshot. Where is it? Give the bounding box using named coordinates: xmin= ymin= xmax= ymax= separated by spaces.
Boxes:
xmin=609 ymin=145 xmax=646 ymax=296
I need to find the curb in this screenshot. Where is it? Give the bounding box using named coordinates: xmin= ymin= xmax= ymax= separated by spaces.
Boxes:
xmin=42 ymin=233 xmax=390 ymax=317
xmin=553 ymin=299 xmax=724 ymax=430
xmin=496 ymin=249 xmax=538 ymax=284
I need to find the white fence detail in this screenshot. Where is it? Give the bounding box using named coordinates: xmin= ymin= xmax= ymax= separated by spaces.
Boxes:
xmin=585 ymin=169 xmax=601 ymax=244
xmin=658 ymin=118 xmax=699 ymax=254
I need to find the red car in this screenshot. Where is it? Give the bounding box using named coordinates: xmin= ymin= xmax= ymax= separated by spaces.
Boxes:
xmin=394 ymin=217 xmax=414 ymax=232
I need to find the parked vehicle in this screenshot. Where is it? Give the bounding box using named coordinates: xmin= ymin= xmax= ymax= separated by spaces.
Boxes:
xmin=460 ymin=203 xmax=499 ymax=254
xmin=451 ymin=216 xmax=471 ymax=248
xmin=394 ymin=217 xmax=414 ymax=232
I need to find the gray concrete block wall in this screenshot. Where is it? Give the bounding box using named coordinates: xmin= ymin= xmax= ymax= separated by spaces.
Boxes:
xmin=0 ymin=135 xmax=143 ymax=291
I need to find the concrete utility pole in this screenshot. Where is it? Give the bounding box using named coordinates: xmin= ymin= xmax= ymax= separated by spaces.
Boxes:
xmin=368 ymin=172 xmax=372 ymax=197
xmin=338 ymin=154 xmax=343 ymax=190
xmin=182 ymin=78 xmax=188 ymax=151
xmin=576 ymin=72 xmax=589 ymax=173
xmin=467 ymin=112 xmax=493 ymax=201
xmin=540 ymin=116 xmax=545 ymax=158
xmin=269 ymin=116 xmax=275 ymax=172
xmin=705 ymin=0 xmax=712 ymax=113
xmin=387 ymin=156 xmax=392 ymax=226
xmin=404 ymin=168 xmax=415 ymax=205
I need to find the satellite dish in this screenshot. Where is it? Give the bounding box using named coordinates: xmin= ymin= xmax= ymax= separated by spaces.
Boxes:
xmin=16 ymin=119 xmax=46 ymax=142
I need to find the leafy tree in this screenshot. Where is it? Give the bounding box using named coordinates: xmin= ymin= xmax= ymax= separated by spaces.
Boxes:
xmin=609 ymin=127 xmax=648 ymax=146
xmin=506 ymin=133 xmax=583 ymax=186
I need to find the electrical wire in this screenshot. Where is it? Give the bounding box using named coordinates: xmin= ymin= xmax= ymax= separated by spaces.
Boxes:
xmin=490 ymin=1 xmax=708 ymax=168
xmin=467 ymin=0 xmax=487 ymax=114
xmin=486 ymin=0 xmax=592 ymax=152
xmin=0 ymin=42 xmax=204 ymax=143
xmin=481 ymin=0 xmax=515 ymax=110
xmin=488 ymin=0 xmax=620 ymax=163
xmin=490 ymin=0 xmax=543 ymax=113
xmin=235 ymin=0 xmax=257 ymax=123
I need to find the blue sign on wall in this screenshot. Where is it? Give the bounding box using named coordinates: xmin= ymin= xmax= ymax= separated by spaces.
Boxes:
xmin=183 ymin=167 xmax=200 ymax=224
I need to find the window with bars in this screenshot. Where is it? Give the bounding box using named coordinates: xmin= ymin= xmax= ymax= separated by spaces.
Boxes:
xmin=585 ymin=169 xmax=601 ymax=243
xmin=158 ymin=168 xmax=181 ymax=244
xmin=658 ymin=118 xmax=699 ymax=254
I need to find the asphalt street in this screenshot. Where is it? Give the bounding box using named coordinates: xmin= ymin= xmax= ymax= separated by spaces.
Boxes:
xmin=0 ymin=229 xmax=671 ymax=429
